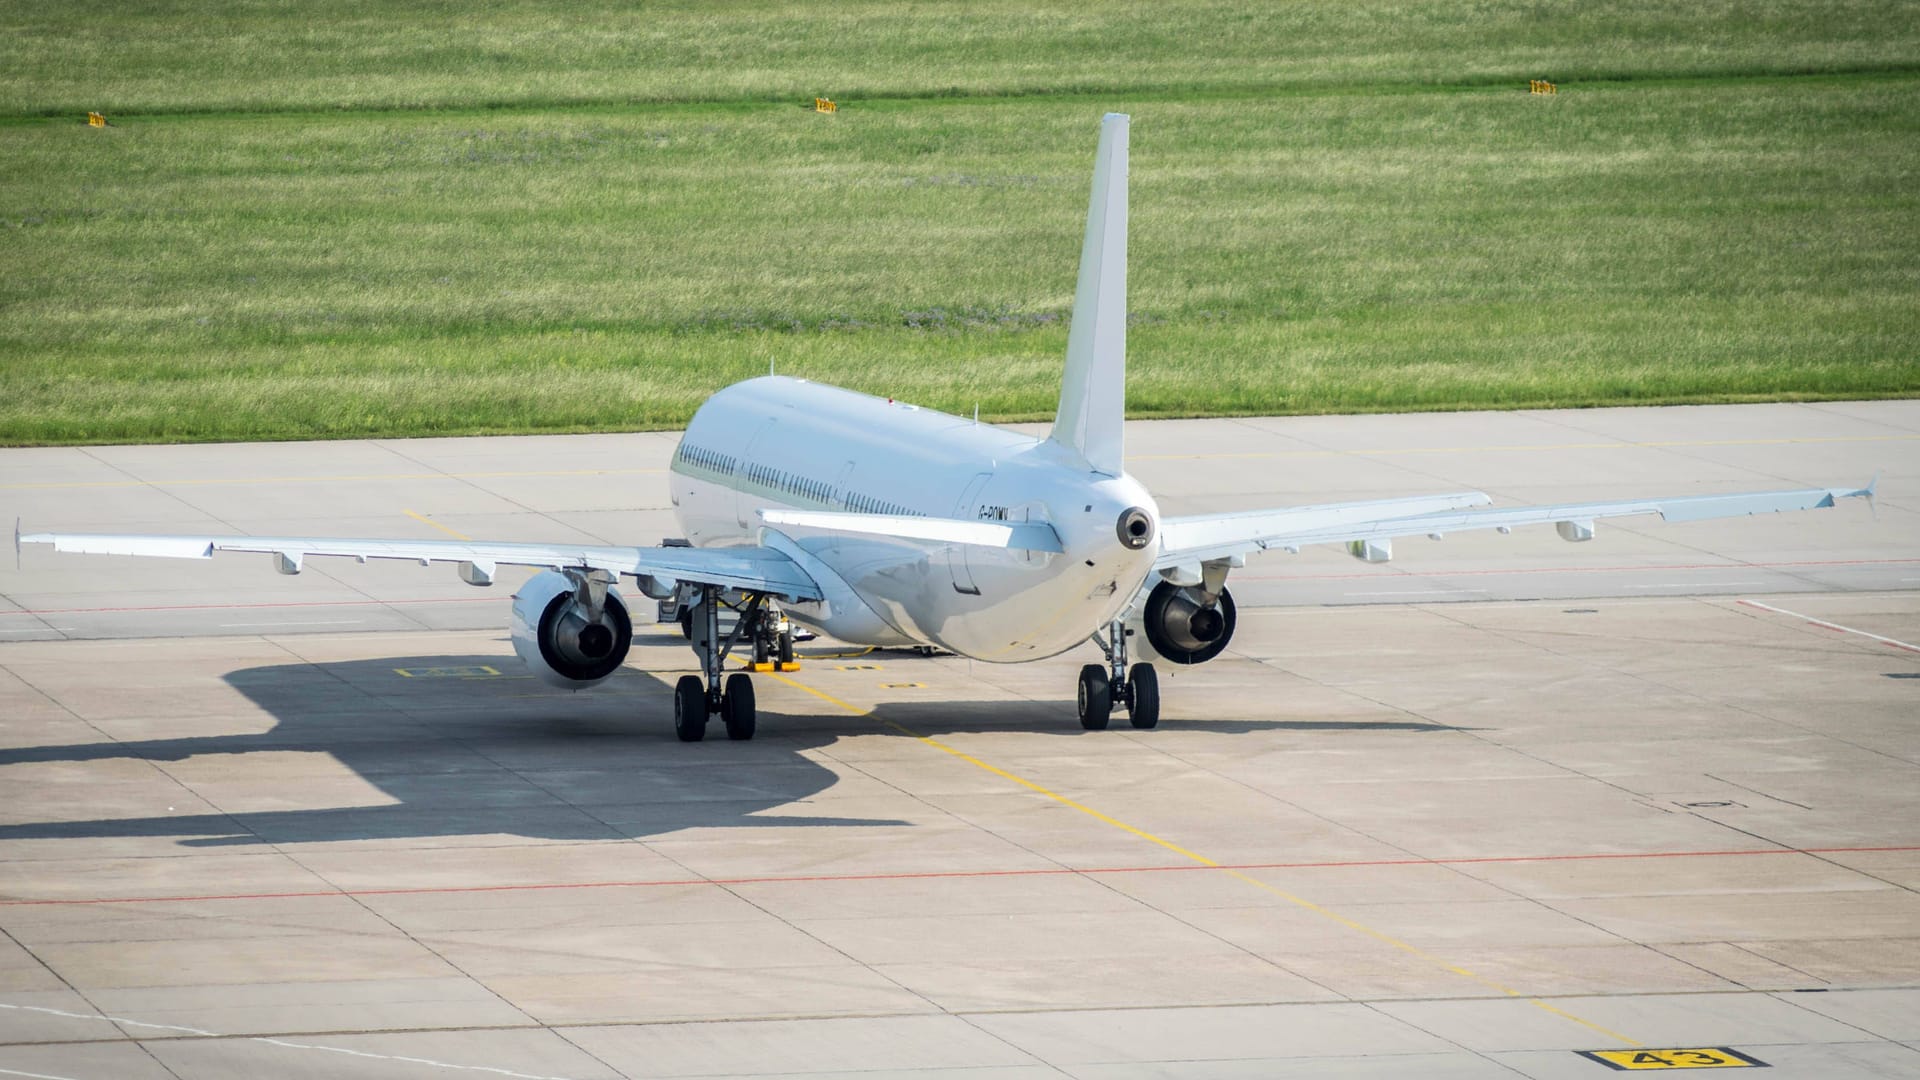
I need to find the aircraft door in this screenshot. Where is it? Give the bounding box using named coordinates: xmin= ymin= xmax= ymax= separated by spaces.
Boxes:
xmin=949 ymin=471 xmax=993 ymax=596
xmin=735 ymin=419 xmax=779 ymax=528
xmin=832 ymin=460 xmax=856 ymax=510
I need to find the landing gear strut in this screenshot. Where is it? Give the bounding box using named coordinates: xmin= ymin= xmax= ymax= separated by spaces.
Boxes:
xmin=673 ymin=586 xmax=766 ymax=742
xmin=1079 ymin=619 xmax=1159 ymax=731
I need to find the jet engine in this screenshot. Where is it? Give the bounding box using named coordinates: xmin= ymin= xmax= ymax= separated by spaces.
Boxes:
xmin=509 ymin=569 xmax=633 ymax=689
xmin=1138 ymin=580 xmax=1236 ymax=665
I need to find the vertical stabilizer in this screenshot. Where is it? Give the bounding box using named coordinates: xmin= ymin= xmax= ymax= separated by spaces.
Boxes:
xmin=1049 ymin=113 xmax=1129 ymax=476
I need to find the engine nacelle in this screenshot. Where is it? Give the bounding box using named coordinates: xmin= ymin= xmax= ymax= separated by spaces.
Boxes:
xmin=1139 ymin=580 xmax=1237 ymax=665
xmin=510 ymin=570 xmax=633 ymax=689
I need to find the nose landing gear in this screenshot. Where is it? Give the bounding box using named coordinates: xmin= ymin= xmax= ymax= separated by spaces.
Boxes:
xmin=1078 ymin=619 xmax=1159 ymax=730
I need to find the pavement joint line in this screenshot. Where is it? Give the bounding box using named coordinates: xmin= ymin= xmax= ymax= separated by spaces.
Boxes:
xmin=1737 ymin=598 xmax=1920 ymax=654
xmin=6 ymin=845 xmax=1913 ymax=908
xmin=3 ymin=988 xmax=1901 ymax=1053
xmin=0 ymin=1003 xmax=587 ymax=1080
xmin=756 ymin=666 xmax=1642 ymax=1046
xmin=0 ymin=597 xmax=502 ymax=616
xmin=0 ymin=468 xmax=663 ymax=492
xmin=404 ymin=508 xmax=475 ymax=542
xmin=216 ymin=618 xmax=365 ymax=628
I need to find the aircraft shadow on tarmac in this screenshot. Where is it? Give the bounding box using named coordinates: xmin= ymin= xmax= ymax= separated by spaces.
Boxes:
xmin=0 ymin=649 xmax=1466 ymax=848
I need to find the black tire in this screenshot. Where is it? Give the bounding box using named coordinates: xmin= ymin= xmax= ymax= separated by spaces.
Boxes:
xmin=778 ymin=629 xmax=794 ymax=665
xmin=1127 ymin=663 xmax=1160 ymax=729
xmin=1077 ymin=664 xmax=1111 ymax=731
xmin=678 ymin=606 xmax=693 ymax=640
xmin=722 ymin=672 xmax=757 ymax=741
xmin=673 ymin=675 xmax=707 ymax=742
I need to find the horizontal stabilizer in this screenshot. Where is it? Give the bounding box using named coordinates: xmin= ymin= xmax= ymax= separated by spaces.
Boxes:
xmin=759 ymin=510 xmax=1064 ymax=553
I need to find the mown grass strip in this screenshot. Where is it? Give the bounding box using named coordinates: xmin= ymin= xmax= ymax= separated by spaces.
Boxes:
xmin=5 ymin=0 xmax=1918 ymax=118
xmin=3 ymin=0 xmax=1915 ymax=444
xmin=3 ymin=76 xmax=1914 ymax=445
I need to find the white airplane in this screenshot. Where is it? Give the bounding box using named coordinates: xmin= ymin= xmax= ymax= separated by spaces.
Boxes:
xmin=20 ymin=114 xmax=1873 ymax=742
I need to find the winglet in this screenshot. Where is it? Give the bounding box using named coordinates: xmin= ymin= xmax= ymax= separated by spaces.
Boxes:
xmin=1048 ymin=113 xmax=1129 ymax=477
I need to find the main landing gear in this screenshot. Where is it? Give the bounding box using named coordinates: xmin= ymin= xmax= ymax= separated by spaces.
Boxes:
xmin=1078 ymin=619 xmax=1159 ymax=731
xmin=672 ymin=587 xmax=795 ymax=743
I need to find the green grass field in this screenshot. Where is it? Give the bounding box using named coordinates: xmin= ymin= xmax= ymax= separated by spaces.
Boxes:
xmin=1 ymin=1 xmax=1916 ymax=443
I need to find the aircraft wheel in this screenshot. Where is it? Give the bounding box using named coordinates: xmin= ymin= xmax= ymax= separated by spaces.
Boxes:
xmin=673 ymin=675 xmax=707 ymax=742
xmin=1077 ymin=664 xmax=1111 ymax=730
xmin=1127 ymin=663 xmax=1160 ymax=730
xmin=722 ymin=673 xmax=757 ymax=741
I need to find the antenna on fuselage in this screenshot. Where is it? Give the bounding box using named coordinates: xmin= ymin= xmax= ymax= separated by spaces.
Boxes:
xmin=1046 ymin=112 xmax=1129 ymax=478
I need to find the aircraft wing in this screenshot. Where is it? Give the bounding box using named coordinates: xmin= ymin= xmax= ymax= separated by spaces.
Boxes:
xmin=17 ymin=530 xmax=823 ymax=600
xmin=1155 ymin=481 xmax=1876 ymax=569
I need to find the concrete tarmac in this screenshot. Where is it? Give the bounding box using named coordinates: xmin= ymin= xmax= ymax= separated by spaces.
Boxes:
xmin=0 ymin=400 xmax=1916 ymax=1078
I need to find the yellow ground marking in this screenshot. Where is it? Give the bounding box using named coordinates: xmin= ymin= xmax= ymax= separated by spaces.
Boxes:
xmin=1126 ymin=432 xmax=1920 ymax=462
xmin=403 ymin=509 xmax=473 ymax=541
xmin=752 ymin=664 xmax=1642 ymax=1047
xmin=0 ymin=468 xmax=661 ymax=491
xmin=1578 ymin=1047 xmax=1766 ymax=1070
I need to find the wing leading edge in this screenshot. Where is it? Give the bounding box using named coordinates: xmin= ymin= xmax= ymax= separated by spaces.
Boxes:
xmin=1156 ymin=480 xmax=1876 ymax=569
xmin=17 ymin=531 xmax=822 ymax=601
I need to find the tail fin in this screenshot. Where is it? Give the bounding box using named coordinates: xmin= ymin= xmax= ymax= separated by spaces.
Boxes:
xmin=1048 ymin=113 xmax=1129 ymax=477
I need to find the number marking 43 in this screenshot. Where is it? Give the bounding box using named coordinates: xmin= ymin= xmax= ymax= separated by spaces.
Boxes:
xmin=1578 ymin=1047 xmax=1768 ymax=1070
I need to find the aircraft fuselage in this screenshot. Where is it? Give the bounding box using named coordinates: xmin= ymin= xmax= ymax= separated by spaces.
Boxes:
xmin=669 ymin=376 xmax=1159 ymax=661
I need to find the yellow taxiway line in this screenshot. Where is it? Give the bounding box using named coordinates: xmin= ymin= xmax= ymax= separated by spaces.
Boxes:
xmin=402 ymin=509 xmax=474 ymax=541
xmin=755 ymin=665 xmax=1643 ymax=1047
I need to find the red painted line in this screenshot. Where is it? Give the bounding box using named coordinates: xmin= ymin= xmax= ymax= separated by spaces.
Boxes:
xmin=0 ymin=596 xmax=503 ymax=617
xmin=1241 ymin=557 xmax=1920 ymax=585
xmin=4 ymin=844 xmax=1913 ymax=908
